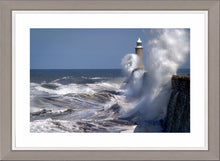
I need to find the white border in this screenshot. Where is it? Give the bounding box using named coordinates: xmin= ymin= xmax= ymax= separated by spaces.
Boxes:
xmin=12 ymin=11 xmax=208 ymax=150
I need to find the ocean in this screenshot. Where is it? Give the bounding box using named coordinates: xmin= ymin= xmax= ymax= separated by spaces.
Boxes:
xmin=30 ymin=68 xmax=190 ymax=133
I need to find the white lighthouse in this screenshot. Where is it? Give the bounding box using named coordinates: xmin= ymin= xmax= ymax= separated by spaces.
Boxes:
xmin=135 ymin=37 xmax=144 ymax=69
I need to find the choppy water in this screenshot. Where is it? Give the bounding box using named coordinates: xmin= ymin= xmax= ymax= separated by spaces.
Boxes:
xmin=30 ymin=69 xmax=189 ymax=133
xmin=30 ymin=69 xmax=137 ymax=132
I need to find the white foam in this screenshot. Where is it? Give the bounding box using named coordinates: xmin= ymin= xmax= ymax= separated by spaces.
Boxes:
xmin=120 ymin=29 xmax=190 ymax=122
xmin=90 ymin=77 xmax=103 ymax=80
xmin=120 ymin=125 xmax=136 ymax=133
xmin=30 ymin=118 xmax=78 ymax=133
xmin=124 ymin=69 xmax=146 ymax=97
xmin=87 ymin=81 xmax=122 ymax=92
xmin=35 ymin=83 xmax=96 ymax=95
xmin=121 ymin=54 xmax=140 ymax=76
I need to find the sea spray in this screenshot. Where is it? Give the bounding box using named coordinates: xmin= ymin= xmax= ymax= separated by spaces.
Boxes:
xmin=121 ymin=54 xmax=141 ymax=76
xmin=121 ymin=54 xmax=146 ymax=97
xmin=146 ymin=29 xmax=190 ymax=89
xmin=120 ymin=29 xmax=190 ymax=123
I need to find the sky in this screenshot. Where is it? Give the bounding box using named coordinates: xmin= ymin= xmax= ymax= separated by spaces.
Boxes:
xmin=30 ymin=29 xmax=190 ymax=69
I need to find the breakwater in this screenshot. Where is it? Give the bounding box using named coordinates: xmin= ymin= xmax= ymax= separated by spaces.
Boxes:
xmin=163 ymin=75 xmax=190 ymax=132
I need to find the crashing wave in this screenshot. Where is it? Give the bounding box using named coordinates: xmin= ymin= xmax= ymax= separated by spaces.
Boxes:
xmin=119 ymin=29 xmax=190 ymax=125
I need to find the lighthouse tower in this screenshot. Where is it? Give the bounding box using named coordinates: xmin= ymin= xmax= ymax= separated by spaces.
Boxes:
xmin=135 ymin=37 xmax=144 ymax=69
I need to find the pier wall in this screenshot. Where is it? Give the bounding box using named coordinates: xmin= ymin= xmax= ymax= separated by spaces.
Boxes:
xmin=163 ymin=75 xmax=190 ymax=132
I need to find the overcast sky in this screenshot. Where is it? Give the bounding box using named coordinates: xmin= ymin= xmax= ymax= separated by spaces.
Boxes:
xmin=30 ymin=29 xmax=190 ymax=69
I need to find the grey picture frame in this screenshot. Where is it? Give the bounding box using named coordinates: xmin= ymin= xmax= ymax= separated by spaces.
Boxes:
xmin=0 ymin=0 xmax=219 ymax=160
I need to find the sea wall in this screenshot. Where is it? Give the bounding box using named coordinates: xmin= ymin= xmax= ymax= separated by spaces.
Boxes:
xmin=163 ymin=75 xmax=190 ymax=132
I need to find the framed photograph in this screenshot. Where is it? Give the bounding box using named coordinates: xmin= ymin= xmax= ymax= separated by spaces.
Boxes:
xmin=0 ymin=0 xmax=219 ymax=160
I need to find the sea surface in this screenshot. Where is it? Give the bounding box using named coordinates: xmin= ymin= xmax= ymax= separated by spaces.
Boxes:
xmin=30 ymin=68 xmax=190 ymax=133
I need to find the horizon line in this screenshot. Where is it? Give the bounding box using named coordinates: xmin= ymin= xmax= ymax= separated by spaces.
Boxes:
xmin=30 ymin=68 xmax=190 ymax=70
xmin=30 ymin=68 xmax=122 ymax=70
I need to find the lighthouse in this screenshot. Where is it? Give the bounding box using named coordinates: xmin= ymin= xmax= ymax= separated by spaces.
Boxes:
xmin=135 ymin=37 xmax=144 ymax=69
